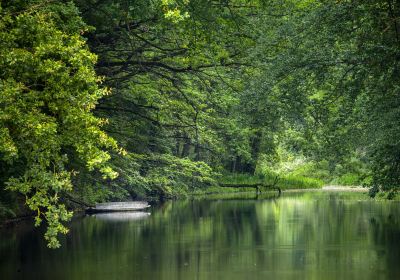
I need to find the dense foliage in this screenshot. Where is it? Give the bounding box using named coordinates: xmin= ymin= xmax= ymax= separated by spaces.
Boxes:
xmin=0 ymin=0 xmax=121 ymax=247
xmin=1 ymin=0 xmax=400 ymax=247
xmin=254 ymin=0 xmax=400 ymax=194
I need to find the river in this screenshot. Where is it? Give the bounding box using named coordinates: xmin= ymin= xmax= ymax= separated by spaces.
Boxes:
xmin=1 ymin=190 xmax=400 ymax=279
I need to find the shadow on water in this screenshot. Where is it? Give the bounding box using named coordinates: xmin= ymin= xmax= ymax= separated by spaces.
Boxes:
xmin=1 ymin=191 xmax=400 ymax=280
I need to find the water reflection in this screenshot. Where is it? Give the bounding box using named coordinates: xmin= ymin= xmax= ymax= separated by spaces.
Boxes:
xmin=0 ymin=191 xmax=400 ymax=280
xmin=92 ymin=212 xmax=151 ymax=222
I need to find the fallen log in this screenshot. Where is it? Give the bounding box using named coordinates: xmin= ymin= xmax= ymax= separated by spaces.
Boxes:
xmin=219 ymin=183 xmax=281 ymax=195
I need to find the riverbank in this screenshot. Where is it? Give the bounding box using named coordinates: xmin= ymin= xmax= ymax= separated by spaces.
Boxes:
xmin=189 ymin=184 xmax=369 ymax=196
xmin=218 ymin=173 xmax=324 ymax=190
xmin=1 ymin=182 xmax=396 ymax=229
xmin=322 ymin=185 xmax=367 ymax=192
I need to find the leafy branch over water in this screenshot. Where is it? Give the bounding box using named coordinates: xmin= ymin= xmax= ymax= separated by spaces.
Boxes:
xmin=1 ymin=0 xmax=400 ymax=247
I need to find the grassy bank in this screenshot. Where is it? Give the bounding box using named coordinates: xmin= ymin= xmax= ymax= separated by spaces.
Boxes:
xmin=218 ymin=172 xmax=324 ymax=190
xmin=189 ymin=186 xmax=264 ymax=196
xmin=184 ymin=172 xmax=324 ymax=198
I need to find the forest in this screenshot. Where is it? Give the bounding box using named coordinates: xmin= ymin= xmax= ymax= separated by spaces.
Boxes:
xmin=1 ymin=0 xmax=400 ymax=248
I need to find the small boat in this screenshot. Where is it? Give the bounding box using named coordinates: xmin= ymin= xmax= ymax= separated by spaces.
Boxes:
xmin=86 ymin=201 xmax=150 ymax=214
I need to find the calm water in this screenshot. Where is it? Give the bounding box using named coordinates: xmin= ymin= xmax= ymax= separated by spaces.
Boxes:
xmin=1 ymin=191 xmax=400 ymax=280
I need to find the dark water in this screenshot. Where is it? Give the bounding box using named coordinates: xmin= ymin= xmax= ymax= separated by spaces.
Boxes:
xmin=1 ymin=191 xmax=400 ymax=280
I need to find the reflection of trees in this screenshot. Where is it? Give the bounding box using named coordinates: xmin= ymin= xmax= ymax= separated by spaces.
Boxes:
xmin=1 ymin=192 xmax=400 ymax=279
xmin=369 ymin=203 xmax=400 ymax=280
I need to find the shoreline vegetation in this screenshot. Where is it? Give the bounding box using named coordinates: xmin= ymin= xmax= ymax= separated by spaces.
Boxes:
xmin=2 ymin=181 xmax=396 ymax=229
xmin=2 ymin=1 xmax=400 ymax=248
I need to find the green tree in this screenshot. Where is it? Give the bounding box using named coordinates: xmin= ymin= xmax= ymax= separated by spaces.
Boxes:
xmin=253 ymin=0 xmax=400 ymax=192
xmin=74 ymin=0 xmax=260 ymax=195
xmin=0 ymin=0 xmax=121 ymax=248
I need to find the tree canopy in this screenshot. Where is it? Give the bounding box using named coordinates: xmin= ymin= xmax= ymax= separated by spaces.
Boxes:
xmin=1 ymin=0 xmax=400 ymax=247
